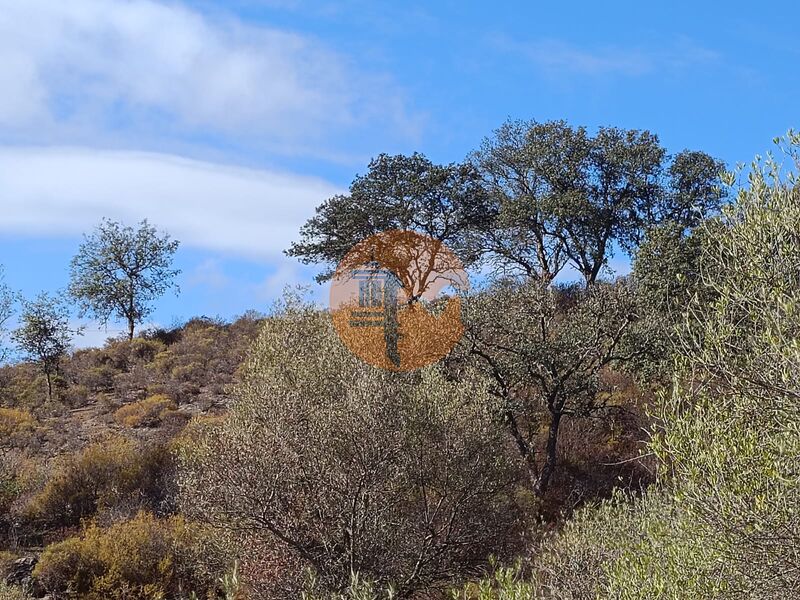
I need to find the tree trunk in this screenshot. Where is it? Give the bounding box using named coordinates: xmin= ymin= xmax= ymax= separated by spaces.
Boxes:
xmin=534 ymin=409 xmax=563 ymax=496
xmin=127 ymin=287 xmax=136 ymax=340
xmin=45 ymin=371 xmax=53 ymax=401
xmin=504 ymin=410 xmax=539 ymax=490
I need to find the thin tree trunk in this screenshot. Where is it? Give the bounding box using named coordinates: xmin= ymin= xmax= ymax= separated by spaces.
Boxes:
xmin=504 ymin=410 xmax=539 ymax=489
xmin=128 ymin=287 xmax=136 ymax=340
xmin=45 ymin=371 xmax=53 ymax=401
xmin=534 ymin=410 xmax=563 ymax=496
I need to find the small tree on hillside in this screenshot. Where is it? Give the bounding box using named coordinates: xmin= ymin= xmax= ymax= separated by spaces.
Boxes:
xmin=69 ymin=219 xmax=180 ymax=340
xmin=0 ymin=266 xmax=14 ymax=363
xmin=13 ymin=292 xmax=77 ymax=400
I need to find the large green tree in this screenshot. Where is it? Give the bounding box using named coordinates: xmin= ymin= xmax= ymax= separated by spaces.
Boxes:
xmin=287 ymin=153 xmax=493 ymax=281
xmin=471 ymin=119 xmax=726 ymax=284
xmin=290 ymin=122 xmax=725 ymax=287
xmin=69 ymin=219 xmax=180 ymax=340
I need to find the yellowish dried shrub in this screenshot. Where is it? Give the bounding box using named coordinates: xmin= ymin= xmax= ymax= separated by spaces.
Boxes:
xmin=114 ymin=394 xmax=177 ymax=428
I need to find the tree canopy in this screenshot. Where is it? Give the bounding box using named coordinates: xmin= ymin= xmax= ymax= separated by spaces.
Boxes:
xmin=12 ymin=292 xmax=76 ymax=399
xmin=287 ymin=153 xmax=493 ymax=281
xmin=471 ymin=119 xmax=726 ymax=284
xmin=69 ymin=219 xmax=180 ymax=340
xmin=290 ymin=121 xmax=726 ymax=286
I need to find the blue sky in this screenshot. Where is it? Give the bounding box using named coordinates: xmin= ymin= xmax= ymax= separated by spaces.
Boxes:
xmin=0 ymin=0 xmax=797 ymax=347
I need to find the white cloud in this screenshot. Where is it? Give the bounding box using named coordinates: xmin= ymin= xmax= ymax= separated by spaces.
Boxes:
xmin=185 ymin=259 xmax=233 ymax=290
xmin=493 ymin=36 xmax=719 ymax=77
xmin=0 ymin=0 xmax=414 ymax=145
xmin=251 ymin=259 xmax=327 ymax=305
xmin=0 ymin=146 xmax=342 ymax=260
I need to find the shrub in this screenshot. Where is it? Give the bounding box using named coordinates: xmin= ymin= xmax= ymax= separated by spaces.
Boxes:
xmin=0 ymin=408 xmax=36 ymax=439
xmin=34 ymin=512 xmax=224 ymax=599
xmin=453 ymin=562 xmax=536 ymax=600
xmin=66 ymin=338 xmax=166 ymax=397
xmin=58 ymin=383 xmax=91 ymax=409
xmin=0 ymin=582 xmax=31 ymax=600
xmin=302 ymin=572 xmax=394 ymax=600
xmin=25 ymin=437 xmax=174 ymax=528
xmin=114 ymin=395 xmax=177 ymax=428
xmin=1 ymin=451 xmax=41 ymax=535
xmin=81 ymin=364 xmax=118 ymax=392
xmin=0 ymin=551 xmax=17 ymax=579
xmin=102 ymin=338 xmax=166 ymax=372
xmin=178 ymin=297 xmax=523 ymax=598
xmin=0 ymin=365 xmax=48 ymax=411
xmin=0 ymin=464 xmax=20 ymax=518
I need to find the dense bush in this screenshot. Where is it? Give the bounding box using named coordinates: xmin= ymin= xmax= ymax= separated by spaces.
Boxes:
xmin=0 ymin=409 xmax=36 ymax=443
xmin=114 ymin=394 xmax=177 ymax=428
xmin=0 ymin=456 xmax=19 ymax=522
xmin=0 ymin=365 xmax=50 ymax=412
xmin=25 ymin=437 xmax=174 ymax=529
xmin=0 ymin=582 xmax=31 ymax=600
xmin=33 ymin=511 xmax=225 ymax=599
xmin=178 ymin=298 xmax=523 ymax=597
xmin=0 ymin=451 xmax=42 ymax=541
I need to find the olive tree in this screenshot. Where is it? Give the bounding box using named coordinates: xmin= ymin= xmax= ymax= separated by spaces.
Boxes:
xmin=643 ymin=138 xmax=800 ymax=595
xmin=12 ymin=292 xmax=77 ymax=400
xmin=178 ymin=296 xmax=521 ymax=598
xmin=69 ymin=219 xmax=180 ymax=340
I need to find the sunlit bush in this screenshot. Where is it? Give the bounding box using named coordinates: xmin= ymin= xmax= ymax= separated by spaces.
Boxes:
xmin=179 ymin=296 xmax=523 ymax=597
xmin=34 ymin=511 xmax=225 ymax=599
xmin=0 ymin=408 xmax=36 ymax=439
xmin=0 ymin=582 xmax=31 ymax=600
xmin=114 ymin=394 xmax=177 ymax=428
xmin=25 ymin=437 xmax=173 ymax=528
xmin=57 ymin=383 xmax=91 ymax=409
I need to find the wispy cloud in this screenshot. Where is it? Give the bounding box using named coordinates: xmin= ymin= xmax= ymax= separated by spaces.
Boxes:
xmin=492 ymin=35 xmax=720 ymax=78
xmin=0 ymin=0 xmax=417 ymax=149
xmin=0 ymin=147 xmax=342 ymax=260
xmin=251 ymin=260 xmax=325 ymax=304
xmin=185 ymin=259 xmax=233 ymax=290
